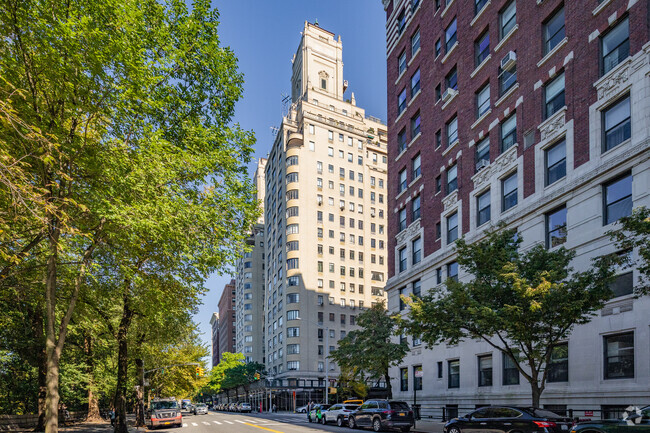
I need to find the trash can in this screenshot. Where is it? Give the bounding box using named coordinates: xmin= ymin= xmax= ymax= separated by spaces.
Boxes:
xmin=413 ymin=404 xmax=421 ymax=421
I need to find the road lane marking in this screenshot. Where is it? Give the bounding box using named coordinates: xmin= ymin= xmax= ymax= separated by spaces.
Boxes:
xmin=224 ymin=420 xmax=233 ymax=424
xmin=245 ymin=419 xmax=258 ymax=423
xmin=182 ymin=424 xmax=188 ymax=427
xmin=191 ymin=422 xmax=198 ymax=426
xmin=243 ymin=423 xmax=284 ymax=433
xmin=202 ymin=421 xmax=210 ymax=425
xmin=213 ymin=420 xmax=222 ymax=424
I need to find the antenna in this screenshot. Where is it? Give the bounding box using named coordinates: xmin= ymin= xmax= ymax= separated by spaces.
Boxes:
xmin=270 ymin=126 xmax=279 ymax=138
xmin=281 ymin=93 xmax=291 ymax=117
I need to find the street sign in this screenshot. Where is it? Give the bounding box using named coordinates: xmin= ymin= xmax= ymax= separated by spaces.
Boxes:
xmin=414 ymin=370 xmax=423 ymax=378
xmin=585 ymin=411 xmax=593 ymax=416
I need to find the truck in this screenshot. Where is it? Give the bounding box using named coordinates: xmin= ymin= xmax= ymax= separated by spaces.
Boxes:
xmin=146 ymin=397 xmax=182 ymax=429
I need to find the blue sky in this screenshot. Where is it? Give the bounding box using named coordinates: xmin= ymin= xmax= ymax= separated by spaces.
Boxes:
xmin=194 ymin=0 xmax=388 ymax=357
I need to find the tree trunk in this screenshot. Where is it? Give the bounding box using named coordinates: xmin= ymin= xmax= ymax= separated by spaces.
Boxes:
xmin=135 ymin=359 xmax=145 ymax=427
xmin=384 ymin=371 xmax=392 ymax=399
xmin=531 ymin=383 xmax=542 ymax=408
xmin=44 ymin=229 xmax=60 ymax=433
xmin=114 ymin=291 xmax=133 ymax=433
xmin=35 ymin=309 xmax=47 ymax=432
xmin=85 ymin=334 xmax=101 ymax=422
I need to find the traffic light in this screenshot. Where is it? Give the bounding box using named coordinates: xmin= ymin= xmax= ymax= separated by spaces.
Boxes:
xmin=195 ymin=367 xmax=200 ymax=377
xmin=254 ymin=372 xmax=260 ymax=380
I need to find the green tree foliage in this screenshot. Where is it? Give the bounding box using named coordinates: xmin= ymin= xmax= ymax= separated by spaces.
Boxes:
xmin=200 ymin=353 xmax=264 ymax=401
xmin=400 ymin=228 xmax=616 ymax=407
xmin=328 ymin=301 xmax=407 ymax=399
xmin=0 ymin=0 xmax=258 ymax=431
xmin=609 ymin=206 xmax=650 ymax=294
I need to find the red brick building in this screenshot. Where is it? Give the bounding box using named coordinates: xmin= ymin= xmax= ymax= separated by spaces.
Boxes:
xmin=217 ymin=279 xmax=236 ymax=363
xmin=383 ymin=0 xmax=650 ymax=412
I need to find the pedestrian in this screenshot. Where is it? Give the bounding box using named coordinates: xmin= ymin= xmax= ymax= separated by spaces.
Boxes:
xmin=272 ymin=403 xmax=276 ymax=413
xmin=109 ymin=407 xmax=116 ymax=427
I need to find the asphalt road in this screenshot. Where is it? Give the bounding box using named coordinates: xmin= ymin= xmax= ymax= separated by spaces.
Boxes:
xmin=174 ymin=411 xmax=357 ymax=433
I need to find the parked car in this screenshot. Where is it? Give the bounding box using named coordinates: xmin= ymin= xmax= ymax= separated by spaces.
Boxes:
xmin=146 ymin=397 xmax=182 ymax=429
xmin=308 ymin=404 xmax=332 ymax=423
xmin=296 ymin=405 xmax=309 ymax=413
xmin=192 ymin=403 xmax=208 ymax=415
xmin=348 ymin=400 xmax=414 ymax=432
xmin=571 ymin=406 xmax=650 ymax=433
xmin=323 ymin=403 xmax=360 ymax=427
xmin=228 ymin=403 xmax=237 ymax=412
xmin=239 ymin=403 xmax=252 ymax=413
xmin=444 ymin=407 xmax=573 ymax=433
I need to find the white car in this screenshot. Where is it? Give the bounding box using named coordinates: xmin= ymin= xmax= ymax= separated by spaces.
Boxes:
xmin=322 ymin=403 xmax=360 ymax=427
xmin=296 ymin=405 xmax=309 ymax=413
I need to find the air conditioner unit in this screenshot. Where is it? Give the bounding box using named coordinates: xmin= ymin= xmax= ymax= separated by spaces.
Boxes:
xmin=501 ymin=51 xmax=517 ymax=71
xmin=442 ymin=88 xmax=457 ymax=102
xmin=476 ymin=159 xmax=490 ymax=171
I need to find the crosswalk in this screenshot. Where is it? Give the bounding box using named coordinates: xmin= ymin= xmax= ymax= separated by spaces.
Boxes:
xmin=180 ymin=415 xmax=311 ymax=428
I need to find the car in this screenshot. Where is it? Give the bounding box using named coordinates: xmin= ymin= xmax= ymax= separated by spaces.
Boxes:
xmin=192 ymin=404 xmax=208 ymax=415
xmin=146 ymin=398 xmax=182 ymax=429
xmin=323 ymin=403 xmax=360 ymax=427
xmin=444 ymin=407 xmax=573 ymax=433
xmin=308 ymin=404 xmax=332 ymax=423
xmin=229 ymin=403 xmax=237 ymax=412
xmin=348 ymin=400 xmax=414 ymax=432
xmin=571 ymin=405 xmax=650 ymax=433
xmin=240 ymin=403 xmax=252 ymax=413
xmin=296 ymin=405 xmax=309 ymax=413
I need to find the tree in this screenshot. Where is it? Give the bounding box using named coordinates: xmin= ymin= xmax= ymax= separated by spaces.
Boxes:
xmin=400 ymin=228 xmax=616 ymax=407
xmin=328 ymin=301 xmax=408 ymax=399
xmin=609 ymin=206 xmax=650 ymax=294
xmin=0 ymin=0 xmax=258 ymax=432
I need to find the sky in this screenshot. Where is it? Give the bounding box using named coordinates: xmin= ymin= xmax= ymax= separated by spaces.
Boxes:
xmin=193 ymin=0 xmax=388 ymax=357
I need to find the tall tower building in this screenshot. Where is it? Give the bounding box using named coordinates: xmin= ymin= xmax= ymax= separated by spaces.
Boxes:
xmin=217 ymin=279 xmax=236 ymax=362
xmin=209 ymin=312 xmax=220 ymax=368
xmin=264 ymin=22 xmax=389 ymax=384
xmin=381 ymin=0 xmax=649 ymax=414
xmin=235 ymin=159 xmax=267 ymax=363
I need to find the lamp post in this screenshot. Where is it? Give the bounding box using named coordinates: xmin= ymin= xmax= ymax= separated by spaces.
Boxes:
xmin=324 ymin=326 xmax=329 ymax=405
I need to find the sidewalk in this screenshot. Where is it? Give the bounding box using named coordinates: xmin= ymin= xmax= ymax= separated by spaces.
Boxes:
xmin=412 ymin=418 xmax=446 ymax=433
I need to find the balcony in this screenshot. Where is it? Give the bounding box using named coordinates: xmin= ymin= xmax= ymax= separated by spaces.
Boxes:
xmin=286 ymin=132 xmax=303 ymax=148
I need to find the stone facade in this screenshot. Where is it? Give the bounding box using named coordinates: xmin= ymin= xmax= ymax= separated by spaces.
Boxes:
xmin=217 ymin=279 xmax=236 ymax=362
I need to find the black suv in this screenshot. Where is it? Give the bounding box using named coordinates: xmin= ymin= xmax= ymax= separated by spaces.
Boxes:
xmin=349 ymin=400 xmax=414 ymax=432
xmin=444 ymin=406 xmax=573 ymax=433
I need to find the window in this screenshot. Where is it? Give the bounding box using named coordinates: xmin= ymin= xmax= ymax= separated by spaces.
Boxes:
xmin=477 ymin=190 xmax=491 ymax=226
xmin=411 ymin=29 xmax=421 ymax=54
xmin=398 ymin=50 xmax=407 ymax=75
xmin=477 ymin=84 xmax=491 ymax=118
xmin=414 ymin=366 xmax=423 ymax=390
xmin=435 ymin=222 xmax=441 ymax=240
xmin=500 ymin=0 xmax=516 ymax=38
xmin=397 ymin=10 xmax=406 ymax=35
xmin=609 ymin=268 xmax=633 ymax=298
xmin=399 ymin=247 xmax=407 ymax=273
xmin=286 ymin=224 xmax=299 ymax=235
xmin=502 ymin=172 xmax=518 ymax=211
xmin=447 ymin=261 xmax=458 ymax=282
xmin=399 ymin=169 xmax=407 ymax=193
xmin=446 ymin=67 xmax=458 ymax=91
xmin=328 ymin=130 xmax=334 ymax=141
xmin=548 ymin=343 xmax=569 ymax=382
xmin=287 ymin=344 xmax=300 ymax=354
xmin=399 ymin=208 xmax=407 ymax=232
xmin=288 ymin=327 xmax=299 ymax=337
xmin=602 ymin=17 xmax=629 ymax=75
xmin=287 ymin=310 xmax=300 ymax=320
xmin=286 ymin=258 xmax=299 ymax=270
xmin=447 ymin=117 xmax=458 ymax=147
xmin=411 ymin=112 xmax=421 ymax=138
xmin=435 ymin=130 xmax=442 ymax=148
xmin=475 ymin=32 xmax=490 ymax=66
xmin=446 ymin=18 xmax=457 ymax=52
xmin=447 ymin=212 xmax=458 ymax=244
xmin=478 ymin=355 xmax=493 ymax=386
xmin=546 ymin=206 xmax=567 ymax=248
xmin=499 ymin=63 xmax=517 ymax=95
xmin=476 ymin=137 xmax=490 ymax=171
xmin=412 ymin=237 xmax=422 ymax=264
xmin=411 ymin=69 xmax=421 ymax=96
xmin=603 ymin=96 xmax=631 ymax=152
xmin=501 ymin=114 xmax=516 ymax=152
xmin=412 ymin=195 xmax=421 ymax=221
xmin=400 ymin=368 xmax=409 ymax=391
xmin=435 ymin=38 xmax=441 ymax=57
xmin=436 ymin=83 xmax=442 ymax=101
xmin=437 ymin=361 xmax=443 ymax=378
xmin=287 ymin=361 xmax=299 ymax=371
xmin=545 ymin=139 xmax=566 ymax=185
xmin=446 ymin=164 xmax=458 ymax=194
xmin=398 ymin=128 xmax=407 ymax=153
xmin=502 ymin=353 xmax=520 ymax=385
xmin=544 ymin=73 xmax=565 ymax=119
xmin=398 ymin=88 xmax=407 ymax=115
xmin=287 ymin=293 xmax=299 ymax=304
xmin=413 ymin=279 xmax=421 ymax=298
xmin=544 ymin=7 xmax=565 ymax=55
xmin=448 ymin=360 xmax=460 ymax=388
xmin=412 ymin=154 xmax=421 ymax=179
xmin=603 ymin=173 xmax=632 ymax=225
xmin=286 ymin=155 xmax=298 ymax=166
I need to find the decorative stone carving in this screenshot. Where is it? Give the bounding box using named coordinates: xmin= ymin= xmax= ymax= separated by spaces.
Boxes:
xmin=596 ymin=65 xmax=630 ymax=100
xmin=396 ymin=218 xmax=421 ymax=246
xmin=442 ymin=190 xmax=458 ymax=211
xmin=472 ymin=144 xmax=518 ymax=189
xmin=538 ymin=109 xmax=566 ymax=142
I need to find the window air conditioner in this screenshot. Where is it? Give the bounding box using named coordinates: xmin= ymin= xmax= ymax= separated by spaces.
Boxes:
xmin=442 ymin=88 xmax=458 ymax=102
xmin=501 ymin=51 xmax=516 ymax=72
xmin=476 ymin=159 xmax=490 ymax=171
